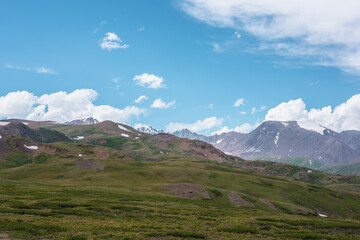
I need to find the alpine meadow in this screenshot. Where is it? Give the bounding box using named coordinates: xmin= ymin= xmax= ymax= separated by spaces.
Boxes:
xmin=1 ymin=1 xmax=360 ymax=239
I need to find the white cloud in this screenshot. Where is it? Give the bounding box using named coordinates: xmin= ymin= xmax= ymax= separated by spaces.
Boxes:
xmin=181 ymin=0 xmax=360 ymax=73
xmin=133 ymin=73 xmax=165 ymax=89
xmin=166 ymin=116 xmax=223 ymax=132
xmin=233 ymin=98 xmax=245 ymax=107
xmin=208 ymin=104 xmax=214 ymax=109
xmin=265 ymin=94 xmax=360 ymax=132
xmin=212 ymin=122 xmax=260 ymax=135
xmin=0 ymin=89 xmax=145 ymax=123
xmin=112 ymin=77 xmax=121 ymax=89
xmin=212 ymin=42 xmax=224 ymax=53
xmin=6 ymin=64 xmax=56 ymax=74
xmin=151 ymin=98 xmax=175 ymax=109
xmin=135 ymin=95 xmax=148 ymax=104
xmin=0 ymin=91 xmax=38 ymax=119
xmin=138 ymin=26 xmax=145 ymax=31
xmin=93 ymin=20 xmax=107 ymax=34
xmin=251 ymin=105 xmax=267 ymax=114
xmin=234 ymin=31 xmax=241 ymax=39
xmin=36 ymin=66 xmax=56 ymax=74
xmin=308 ymin=81 xmax=320 ymax=87
xmin=100 ymin=32 xmax=129 ymax=51
xmin=239 ymin=111 xmax=246 ymax=115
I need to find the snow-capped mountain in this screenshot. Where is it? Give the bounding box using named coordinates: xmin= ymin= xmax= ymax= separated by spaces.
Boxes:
xmin=66 ymin=117 xmax=99 ymax=125
xmin=171 ymin=129 xmax=209 ymax=142
xmin=209 ymin=121 xmax=360 ymax=167
xmin=135 ymin=121 xmax=360 ymax=169
xmin=134 ymin=124 xmax=164 ymax=134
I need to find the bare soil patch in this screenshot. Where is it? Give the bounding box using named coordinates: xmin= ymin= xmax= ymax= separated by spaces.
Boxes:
xmin=228 ymin=192 xmax=254 ymax=207
xmin=163 ymin=184 xmax=210 ymax=200
xmin=94 ymin=147 xmax=109 ymax=159
xmin=142 ymin=158 xmax=161 ymax=163
xmin=260 ymin=199 xmax=280 ymax=211
xmin=0 ymin=233 xmax=10 ymax=240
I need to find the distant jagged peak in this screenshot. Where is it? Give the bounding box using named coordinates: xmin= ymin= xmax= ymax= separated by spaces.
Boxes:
xmin=261 ymin=120 xmax=330 ymax=135
xmin=134 ymin=123 xmax=164 ymax=134
xmin=66 ymin=117 xmax=99 ymax=125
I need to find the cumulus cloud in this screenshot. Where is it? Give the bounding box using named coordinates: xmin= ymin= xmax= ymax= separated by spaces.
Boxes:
xmin=265 ymin=94 xmax=360 ymax=132
xmin=234 ymin=31 xmax=241 ymax=39
xmin=233 ymin=98 xmax=245 ymax=107
xmin=181 ymin=0 xmax=360 ymax=73
xmin=5 ymin=64 xmax=56 ymax=74
xmin=100 ymin=32 xmax=129 ymax=51
xmin=0 ymin=89 xmax=145 ymax=123
xmin=0 ymin=91 xmax=38 ymax=119
xmin=133 ymin=73 xmax=165 ymax=89
xmin=135 ymin=95 xmax=148 ymax=104
xmin=151 ymin=98 xmax=175 ymax=109
xmin=166 ymin=117 xmax=223 ymax=132
xmin=212 ymin=122 xmax=260 ymax=135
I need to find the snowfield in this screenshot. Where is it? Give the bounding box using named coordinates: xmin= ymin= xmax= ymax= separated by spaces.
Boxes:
xmin=73 ymin=136 xmax=85 ymax=140
xmin=24 ymin=144 xmax=38 ymax=150
xmin=118 ymin=124 xmax=132 ymax=132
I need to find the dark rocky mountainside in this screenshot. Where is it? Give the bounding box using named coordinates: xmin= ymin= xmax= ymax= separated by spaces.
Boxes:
xmin=210 ymin=121 xmax=360 ymax=166
xmin=0 ymin=121 xmax=71 ymax=143
xmin=136 ymin=121 xmax=360 ymax=173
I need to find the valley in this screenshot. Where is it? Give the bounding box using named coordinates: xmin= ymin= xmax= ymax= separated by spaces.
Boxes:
xmin=0 ymin=120 xmax=360 ymax=239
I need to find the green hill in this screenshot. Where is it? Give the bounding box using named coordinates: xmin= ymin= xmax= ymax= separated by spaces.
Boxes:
xmin=320 ymin=162 xmax=360 ymax=176
xmin=0 ymin=121 xmax=360 ymax=239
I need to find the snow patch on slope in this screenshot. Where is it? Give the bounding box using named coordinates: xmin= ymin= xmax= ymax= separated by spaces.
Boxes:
xmin=118 ymin=124 xmax=132 ymax=132
xmin=24 ymin=144 xmax=38 ymax=150
xmin=281 ymin=122 xmax=289 ymax=127
xmin=73 ymin=136 xmax=84 ymax=140
xmin=121 ymin=133 xmax=129 ymax=138
xmin=298 ymin=122 xmax=326 ymax=135
xmin=274 ymin=133 xmax=279 ymax=146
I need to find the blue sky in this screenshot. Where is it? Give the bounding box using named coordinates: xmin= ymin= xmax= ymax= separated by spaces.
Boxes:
xmin=1 ymin=0 xmax=360 ymax=134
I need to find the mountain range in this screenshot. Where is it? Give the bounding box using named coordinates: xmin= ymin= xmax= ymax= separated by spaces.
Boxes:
xmin=1 ymin=118 xmax=360 ymax=239
xmin=135 ymin=121 xmax=360 ymax=175
xmin=2 ymin=118 xmax=359 ymax=176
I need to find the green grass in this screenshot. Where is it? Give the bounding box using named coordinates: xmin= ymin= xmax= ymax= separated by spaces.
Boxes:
xmin=271 ymin=157 xmax=323 ymax=169
xmin=0 ymin=180 xmax=359 ymax=239
xmin=1 ymin=151 xmax=360 ymax=219
xmin=1 ymin=124 xmax=360 ymax=239
xmin=320 ymin=162 xmax=360 ymax=176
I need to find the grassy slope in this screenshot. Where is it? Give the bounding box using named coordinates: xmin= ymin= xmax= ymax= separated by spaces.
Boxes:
xmin=320 ymin=162 xmax=360 ymax=176
xmin=1 ymin=179 xmax=360 ymax=240
xmin=1 ymin=124 xmax=360 ymax=239
xmin=271 ymin=157 xmax=323 ymax=169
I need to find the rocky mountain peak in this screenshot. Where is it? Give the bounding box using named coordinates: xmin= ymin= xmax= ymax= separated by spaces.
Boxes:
xmin=66 ymin=117 xmax=99 ymax=125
